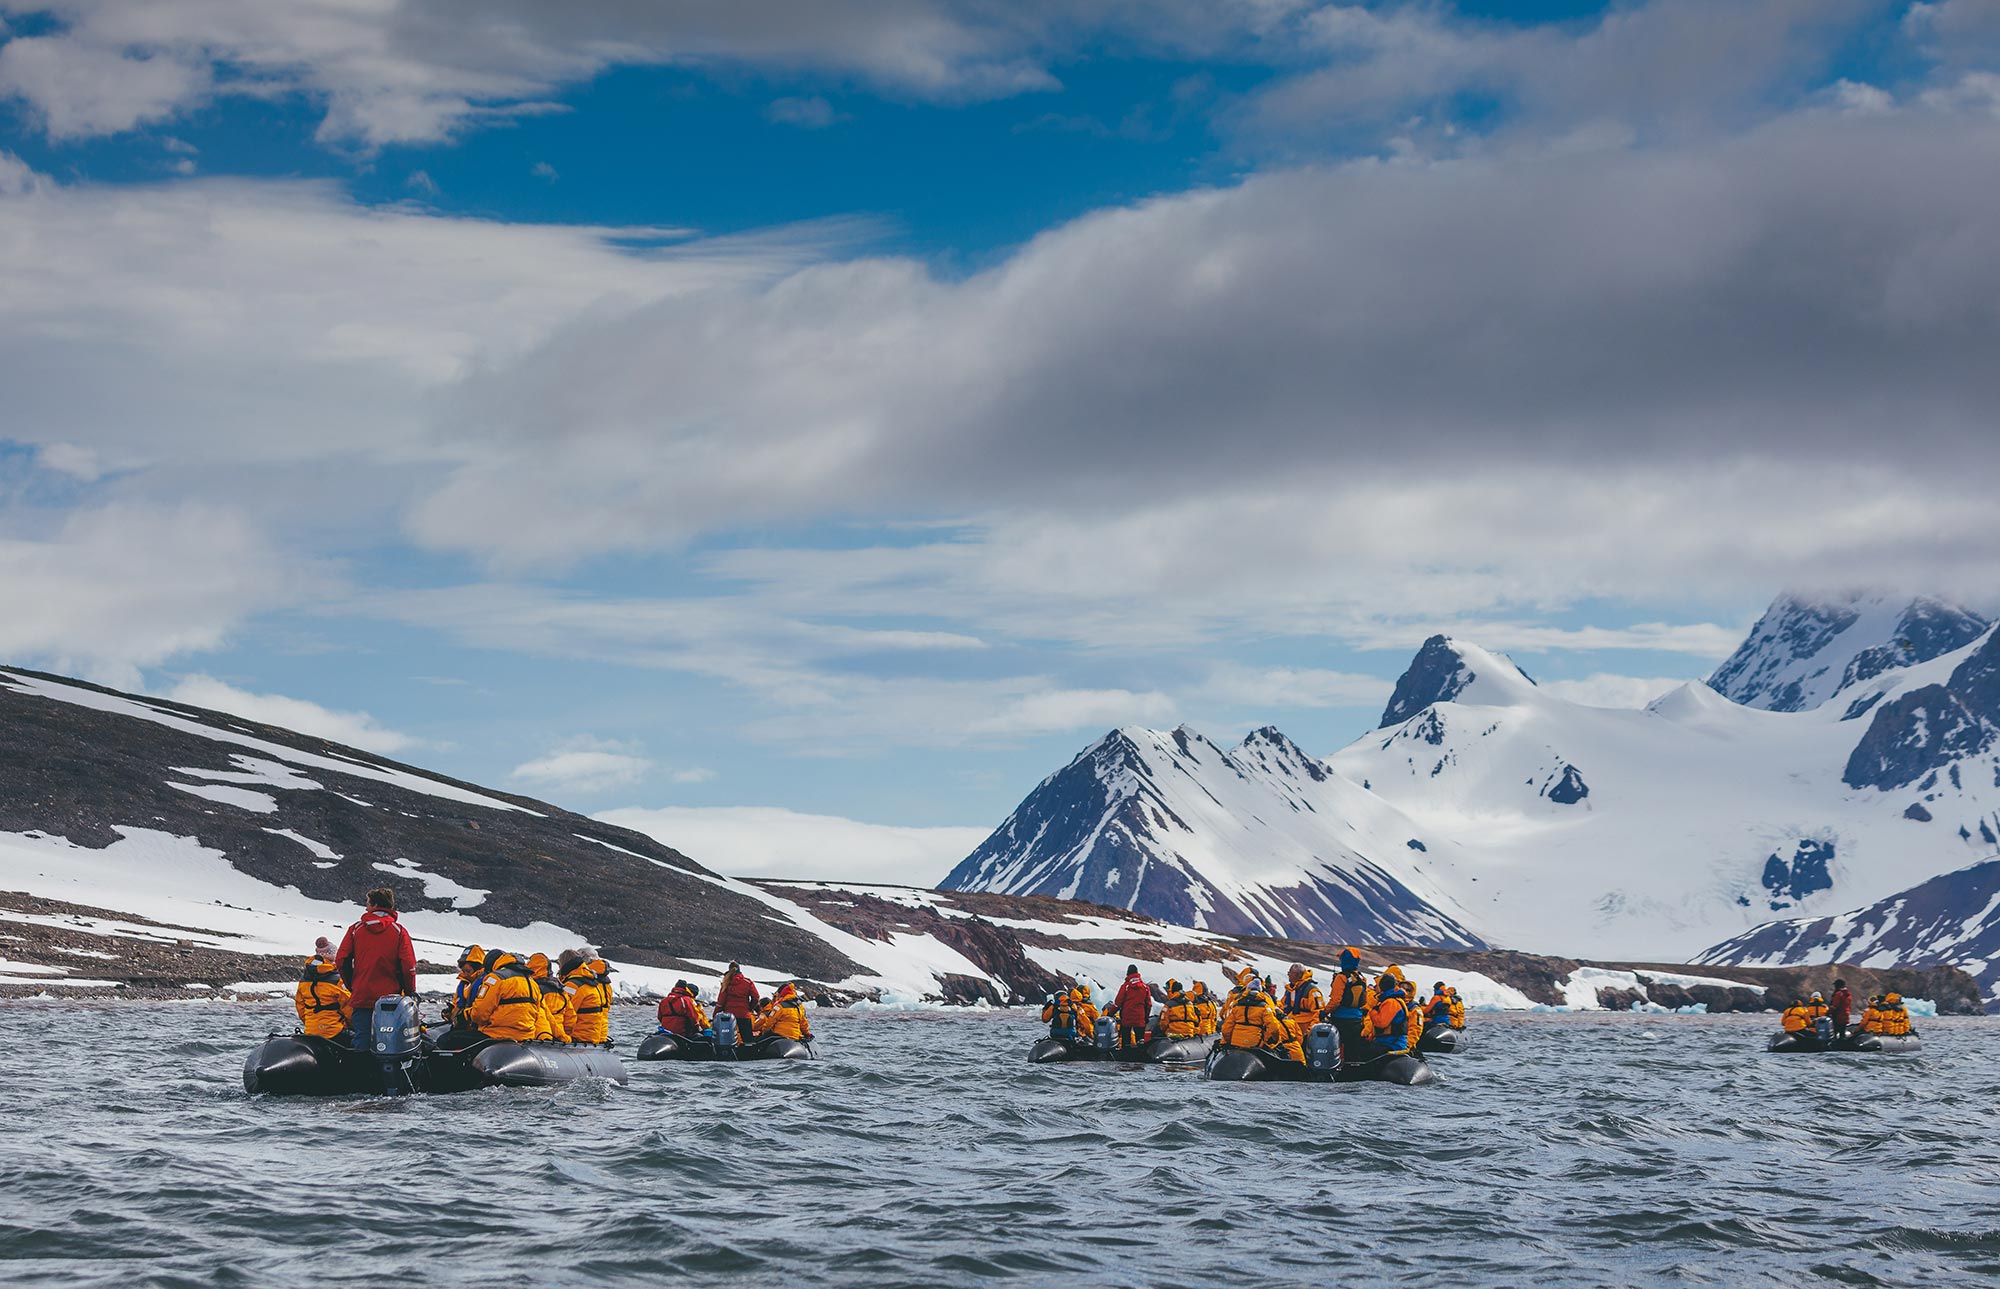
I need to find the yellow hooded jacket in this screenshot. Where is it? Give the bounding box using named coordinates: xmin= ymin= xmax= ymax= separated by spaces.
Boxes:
xmin=754 ymin=983 xmax=812 ymax=1042
xmin=527 ymin=953 xmax=572 ymax=1044
xmin=294 ymin=956 xmax=351 ymax=1039
xmin=466 ymin=952 xmax=540 ymax=1042
xmin=564 ymin=957 xmax=614 ymax=1045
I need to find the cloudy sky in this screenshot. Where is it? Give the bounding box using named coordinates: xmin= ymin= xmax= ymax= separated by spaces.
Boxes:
xmin=1 ymin=0 xmax=1995 ymax=882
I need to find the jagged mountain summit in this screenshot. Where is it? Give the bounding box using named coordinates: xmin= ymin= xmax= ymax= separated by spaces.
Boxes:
xmin=938 ymin=724 xmax=1487 ymax=948
xmin=1706 ymin=591 xmax=1988 ymax=714
xmin=951 ymin=594 xmax=2000 ymax=993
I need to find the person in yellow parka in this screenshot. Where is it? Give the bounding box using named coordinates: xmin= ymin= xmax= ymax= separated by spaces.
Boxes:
xmin=1447 ymin=986 xmax=1467 ymax=1029
xmin=1217 ymin=974 xmax=1304 ymax=1062
xmin=1857 ymin=995 xmax=1884 ymax=1035
xmin=1157 ymin=980 xmax=1200 ymax=1038
xmin=443 ymin=945 xmax=485 ymax=1027
xmin=1780 ymin=1000 xmax=1813 ymax=1034
xmin=561 ymin=950 xmax=615 ymax=1046
xmin=1189 ymin=981 xmax=1220 ymax=1035
xmin=1072 ymin=984 xmax=1101 ymax=1035
xmin=1325 ymin=948 xmax=1377 ymax=1050
xmin=1042 ymin=988 xmax=1087 ymax=1041
xmin=294 ymin=936 xmax=351 ymax=1040
xmin=754 ymin=981 xmax=813 ymax=1043
xmin=1876 ymin=994 xmax=1913 ymax=1036
xmin=466 ymin=950 xmax=541 ymax=1041
xmin=526 ymin=952 xmax=572 ymax=1044
xmin=1281 ymin=964 xmax=1323 ymax=1025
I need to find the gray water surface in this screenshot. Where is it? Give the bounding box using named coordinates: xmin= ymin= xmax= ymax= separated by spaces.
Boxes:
xmin=0 ymin=1004 xmax=1993 ymax=1288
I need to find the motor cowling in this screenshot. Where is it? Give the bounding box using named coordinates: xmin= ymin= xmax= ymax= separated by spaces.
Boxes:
xmin=713 ymin=1012 xmax=739 ymax=1049
xmin=372 ymin=995 xmax=422 ymax=1059
xmin=1092 ymin=1015 xmax=1118 ymax=1050
xmin=1305 ymin=1023 xmax=1342 ymax=1071
xmin=1814 ymin=1016 xmax=1832 ymax=1040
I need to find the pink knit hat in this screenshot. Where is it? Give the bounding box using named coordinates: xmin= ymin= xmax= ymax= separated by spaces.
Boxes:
xmin=314 ymin=936 xmax=336 ymax=959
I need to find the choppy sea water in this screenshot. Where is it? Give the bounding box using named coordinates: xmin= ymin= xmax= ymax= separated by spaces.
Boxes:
xmin=0 ymin=1004 xmax=1995 ymax=1288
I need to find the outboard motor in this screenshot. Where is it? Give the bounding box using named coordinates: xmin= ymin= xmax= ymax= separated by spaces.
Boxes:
xmin=713 ymin=1012 xmax=740 ymax=1057
xmin=1305 ymin=1023 xmax=1342 ymax=1073
xmin=371 ymin=996 xmax=423 ymax=1095
xmin=1814 ymin=1016 xmax=1833 ymax=1041
xmin=1092 ymin=1015 xmax=1118 ymax=1052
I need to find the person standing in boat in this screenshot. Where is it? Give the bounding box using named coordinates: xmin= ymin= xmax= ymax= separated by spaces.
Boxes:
xmin=1113 ymin=965 xmax=1153 ymax=1049
xmin=294 ymin=936 xmax=351 ymax=1041
xmin=715 ymin=961 xmax=762 ymax=1045
xmin=1829 ymin=979 xmax=1854 ymax=1038
xmin=334 ymin=887 xmax=416 ymax=1049
xmin=1325 ymin=948 xmax=1377 ymax=1053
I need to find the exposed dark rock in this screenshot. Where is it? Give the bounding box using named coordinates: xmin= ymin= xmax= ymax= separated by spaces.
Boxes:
xmin=1760 ymin=839 xmax=1835 ymax=908
xmin=1544 ymin=764 xmax=1590 ymax=805
xmin=1380 ymin=635 xmax=1529 ymax=728
xmin=1906 ymin=803 xmax=1934 ymax=822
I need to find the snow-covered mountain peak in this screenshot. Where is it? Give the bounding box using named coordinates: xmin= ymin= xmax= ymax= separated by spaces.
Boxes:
xmin=1378 ymin=634 xmax=1539 ymax=728
xmin=1708 ymin=591 xmax=1989 ymax=714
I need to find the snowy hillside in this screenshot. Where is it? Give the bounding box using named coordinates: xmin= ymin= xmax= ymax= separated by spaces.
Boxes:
xmin=1335 ymin=617 xmax=2000 ymax=968
xmin=947 ymin=592 xmax=2000 ymax=986
xmin=1695 ymin=857 xmax=2000 ymax=1004
xmin=937 ymin=724 xmax=1488 ymax=948
xmin=1706 ymin=592 xmax=1987 ymax=713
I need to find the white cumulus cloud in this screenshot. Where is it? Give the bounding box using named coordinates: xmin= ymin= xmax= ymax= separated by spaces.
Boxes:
xmin=161 ymin=675 xmax=419 ymax=755
xmin=599 ymin=804 xmax=988 ymax=886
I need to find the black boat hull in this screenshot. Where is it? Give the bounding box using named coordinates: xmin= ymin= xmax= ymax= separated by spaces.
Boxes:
xmin=1416 ymin=1026 xmax=1466 ymax=1055
xmin=1202 ymin=1045 xmax=1436 ymax=1086
xmin=1767 ymin=1030 xmax=1922 ymax=1055
xmin=1026 ymin=1033 xmax=1217 ymax=1065
xmin=244 ymin=1033 xmax=628 ymax=1095
xmin=637 ymin=1031 xmax=815 ymax=1062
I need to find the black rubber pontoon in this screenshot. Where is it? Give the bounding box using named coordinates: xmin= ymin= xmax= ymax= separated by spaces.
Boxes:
xmin=1415 ymin=1026 xmax=1466 ymax=1055
xmin=1202 ymin=1043 xmax=1437 ymax=1086
xmin=636 ymin=1031 xmax=815 ymax=1062
xmin=1767 ymin=1030 xmax=1922 ymax=1055
xmin=1025 ymin=1032 xmax=1217 ymax=1065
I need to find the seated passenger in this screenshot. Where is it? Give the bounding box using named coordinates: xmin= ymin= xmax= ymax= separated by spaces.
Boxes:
xmin=1780 ymin=1000 xmax=1813 ymax=1034
xmin=754 ymin=982 xmax=813 ymax=1043
xmin=1806 ymin=992 xmax=1830 ymax=1024
xmin=1877 ymin=994 xmax=1912 ymax=1036
xmin=1158 ymin=980 xmax=1200 ymax=1038
xmin=1447 ymin=987 xmax=1467 ymax=1028
xmin=466 ymin=950 xmax=540 ymax=1041
xmin=1218 ymin=976 xmax=1304 ymax=1062
xmin=1281 ymin=964 xmax=1323 ymax=1024
xmin=1189 ymin=981 xmax=1220 ymax=1035
xmin=443 ymin=945 xmax=485 ymax=1027
xmin=1425 ymin=983 xmax=1454 ymax=1027
xmin=1857 ymin=996 xmax=1884 ymax=1035
xmin=294 ymin=936 xmax=351 ymax=1041
xmin=658 ymin=980 xmax=710 ymax=1037
xmin=562 ymin=951 xmax=616 ymax=1046
xmin=1042 ymin=988 xmax=1084 ymax=1041
xmin=1073 ymin=985 xmax=1102 ymax=1035
xmin=527 ymin=952 xmax=572 ymax=1044
xmin=1368 ymin=977 xmax=1413 ymax=1057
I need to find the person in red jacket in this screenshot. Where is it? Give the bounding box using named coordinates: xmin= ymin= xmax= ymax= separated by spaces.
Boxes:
xmin=657 ymin=980 xmax=710 ymax=1037
xmin=335 ymin=887 xmax=417 ymax=1046
xmin=715 ymin=962 xmax=762 ymax=1044
xmin=1829 ymin=979 xmax=1855 ymax=1038
xmin=1113 ymin=964 xmax=1152 ymax=1049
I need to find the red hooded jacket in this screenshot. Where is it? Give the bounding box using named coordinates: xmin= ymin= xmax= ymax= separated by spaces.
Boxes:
xmin=1115 ymin=974 xmax=1153 ymax=1027
xmin=1830 ymin=985 xmax=1854 ymax=1025
xmin=657 ymin=989 xmax=706 ymax=1036
xmin=336 ymin=909 xmax=417 ymax=1010
xmin=716 ymin=970 xmax=762 ymax=1022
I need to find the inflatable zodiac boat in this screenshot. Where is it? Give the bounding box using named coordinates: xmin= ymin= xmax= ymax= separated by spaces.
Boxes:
xmin=636 ymin=1014 xmax=814 ymax=1062
xmin=1027 ymin=1023 xmax=1217 ymax=1065
xmin=244 ymin=999 xmax=628 ymax=1096
xmin=1201 ymin=1023 xmax=1437 ymax=1086
xmin=1767 ymin=1029 xmax=1922 ymax=1055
